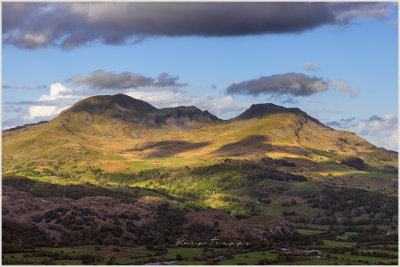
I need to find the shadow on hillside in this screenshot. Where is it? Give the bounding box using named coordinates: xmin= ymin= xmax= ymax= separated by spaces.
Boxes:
xmin=212 ymin=135 xmax=272 ymax=157
xmin=272 ymin=144 xmax=311 ymax=157
xmin=128 ymin=140 xmax=210 ymax=157
xmin=212 ymin=135 xmax=315 ymax=158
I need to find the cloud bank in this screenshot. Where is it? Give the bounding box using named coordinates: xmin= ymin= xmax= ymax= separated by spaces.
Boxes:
xmin=3 ymin=81 xmax=47 ymax=89
xmin=3 ymin=2 xmax=393 ymax=49
xmin=226 ymin=73 xmax=358 ymax=98
xmin=326 ymin=114 xmax=398 ymax=151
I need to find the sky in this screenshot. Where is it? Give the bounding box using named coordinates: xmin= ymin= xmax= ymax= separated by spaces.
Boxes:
xmin=2 ymin=2 xmax=398 ymax=151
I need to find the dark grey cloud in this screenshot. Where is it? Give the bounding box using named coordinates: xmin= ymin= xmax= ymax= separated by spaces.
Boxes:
xmin=226 ymin=73 xmax=358 ymax=97
xmin=71 ymin=70 xmax=186 ymax=89
xmin=2 ymin=81 xmax=47 ymax=89
xmin=301 ymin=62 xmax=322 ymax=71
xmin=154 ymin=73 xmax=186 ymax=87
xmin=2 ymin=2 xmax=37 ymax=34
xmin=2 ymin=2 xmax=392 ymax=49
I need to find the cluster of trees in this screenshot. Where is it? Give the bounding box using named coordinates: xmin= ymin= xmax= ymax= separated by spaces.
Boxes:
xmin=96 ymin=172 xmax=133 ymax=185
xmin=347 ymin=232 xmax=398 ymax=245
xmin=350 ymin=250 xmax=397 ymax=259
xmin=281 ymin=199 xmax=297 ymax=206
xmin=119 ymin=212 xmax=141 ymax=221
xmin=50 ymin=202 xmax=190 ymax=247
xmin=99 ymin=225 xmax=124 ymax=238
xmin=225 ymin=202 xmax=257 ymax=218
xmin=221 ymin=196 xmax=240 ymax=202
xmin=2 ymin=220 xmax=53 ymax=252
xmin=358 ymin=148 xmax=398 ymax=163
xmin=191 ymin=157 xmax=305 ymax=182
xmin=3 ymin=175 xmax=138 ymax=202
xmin=335 ymin=155 xmax=367 ymax=170
xmin=32 ymin=207 xmax=101 ymax=232
xmin=307 ymin=187 xmax=397 ymax=220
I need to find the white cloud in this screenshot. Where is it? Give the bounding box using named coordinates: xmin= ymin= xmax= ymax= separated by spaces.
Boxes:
xmin=7 ymin=81 xmax=251 ymax=126
xmin=351 ymin=114 xmax=398 ymax=150
xmin=326 ymin=114 xmax=398 ymax=151
xmin=328 ymin=81 xmax=359 ymax=98
xmin=126 ymin=90 xmax=250 ymax=119
xmin=2 ymin=114 xmax=30 ymax=129
xmin=38 ymin=82 xmax=74 ymax=101
xmin=25 ymin=83 xmax=78 ymax=120
xmin=330 ymin=2 xmax=392 ymax=21
xmin=28 ymin=105 xmax=69 ymax=120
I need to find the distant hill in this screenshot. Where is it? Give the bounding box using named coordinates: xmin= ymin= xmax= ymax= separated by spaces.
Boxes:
xmin=2 ymin=121 xmax=48 ymax=133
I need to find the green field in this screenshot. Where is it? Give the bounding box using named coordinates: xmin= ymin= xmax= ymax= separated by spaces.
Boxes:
xmin=330 ymin=253 xmax=397 ymax=264
xmin=3 ymin=243 xmax=399 ymax=265
xmin=218 ymin=251 xmax=277 ymax=265
xmin=129 ymin=161 xmax=154 ymax=170
xmin=322 ymin=240 xmax=357 ymax=248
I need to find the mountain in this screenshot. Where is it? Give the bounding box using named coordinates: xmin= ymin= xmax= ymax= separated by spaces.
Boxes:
xmin=66 ymin=94 xmax=158 ymax=116
xmin=233 ymin=103 xmax=322 ymax=125
xmin=56 ymin=94 xmax=221 ymax=133
xmin=2 ymin=94 xmax=398 ymax=261
xmin=157 ymin=106 xmax=222 ymax=129
xmin=2 ymin=94 xmax=396 ymax=172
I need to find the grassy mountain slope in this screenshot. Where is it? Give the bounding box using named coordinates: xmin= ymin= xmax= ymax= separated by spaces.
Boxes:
xmin=3 ymin=95 xmax=396 ymax=174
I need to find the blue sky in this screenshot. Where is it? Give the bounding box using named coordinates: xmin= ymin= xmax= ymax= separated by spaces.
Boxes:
xmin=2 ymin=2 xmax=398 ymax=150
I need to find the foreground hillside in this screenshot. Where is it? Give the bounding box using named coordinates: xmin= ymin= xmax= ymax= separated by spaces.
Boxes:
xmin=2 ymin=94 xmax=398 ymax=265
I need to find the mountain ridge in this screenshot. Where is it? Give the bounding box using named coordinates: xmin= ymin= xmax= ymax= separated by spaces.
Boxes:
xmin=232 ymin=103 xmax=324 ymax=126
xmin=2 ymin=94 xmax=396 ymax=175
xmin=9 ymin=94 xmax=329 ymax=130
xmin=56 ymin=94 xmax=222 ymax=130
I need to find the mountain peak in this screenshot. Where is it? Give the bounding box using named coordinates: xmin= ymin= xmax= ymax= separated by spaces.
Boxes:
xmin=233 ymin=103 xmax=321 ymax=125
xmin=155 ymin=105 xmax=222 ymax=130
xmin=64 ymin=94 xmax=158 ymax=115
xmin=57 ymin=94 xmax=221 ymax=130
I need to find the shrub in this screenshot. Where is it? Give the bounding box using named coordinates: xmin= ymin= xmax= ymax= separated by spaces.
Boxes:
xmin=281 ymin=201 xmax=289 ymax=207
xmin=176 ymin=254 xmax=183 ymax=261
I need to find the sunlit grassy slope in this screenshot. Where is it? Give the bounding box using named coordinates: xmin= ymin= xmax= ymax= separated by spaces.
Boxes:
xmin=2 ymin=94 xmax=397 ymax=175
